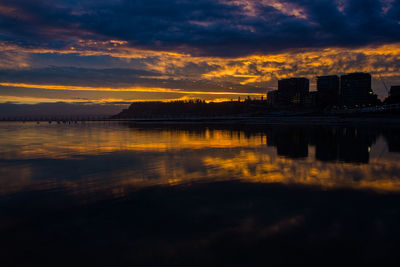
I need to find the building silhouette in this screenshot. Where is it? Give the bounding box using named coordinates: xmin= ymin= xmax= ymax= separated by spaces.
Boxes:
xmin=277 ymin=78 xmax=310 ymax=106
xmin=268 ymin=73 xmax=381 ymax=109
xmin=390 ymin=86 xmax=400 ymax=97
xmin=385 ymin=86 xmax=400 ymax=104
xmin=317 ymin=75 xmax=340 ymax=108
xmin=340 ymin=73 xmax=377 ymax=107
xmin=304 ymin=91 xmax=318 ymax=108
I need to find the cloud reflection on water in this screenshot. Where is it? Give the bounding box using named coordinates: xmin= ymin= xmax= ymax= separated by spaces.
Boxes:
xmin=0 ymin=122 xmax=400 ymax=196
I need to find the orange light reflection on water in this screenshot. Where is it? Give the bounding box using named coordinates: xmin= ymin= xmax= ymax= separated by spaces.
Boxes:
xmin=1 ymin=122 xmax=400 ymax=197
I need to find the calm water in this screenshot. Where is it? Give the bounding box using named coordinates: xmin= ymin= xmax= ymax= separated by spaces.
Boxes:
xmin=1 ymin=122 xmax=400 ymax=266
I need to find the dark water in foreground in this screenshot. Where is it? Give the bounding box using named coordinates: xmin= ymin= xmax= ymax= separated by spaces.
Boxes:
xmin=1 ymin=122 xmax=400 ymax=266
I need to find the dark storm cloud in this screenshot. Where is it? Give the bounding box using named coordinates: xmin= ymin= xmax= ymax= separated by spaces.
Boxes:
xmin=0 ymin=0 xmax=399 ymax=57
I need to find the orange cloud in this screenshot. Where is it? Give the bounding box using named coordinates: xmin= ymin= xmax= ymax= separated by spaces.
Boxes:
xmin=1 ymin=41 xmax=400 ymax=101
xmin=0 ymin=82 xmax=264 ymax=96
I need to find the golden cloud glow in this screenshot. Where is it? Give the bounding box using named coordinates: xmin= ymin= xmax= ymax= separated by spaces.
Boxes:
xmin=2 ymin=40 xmax=400 ymax=81
xmin=1 ymin=41 xmax=400 ymax=103
xmin=201 ymin=44 xmax=400 ymax=87
xmin=0 ymin=82 xmax=263 ymax=96
xmin=0 ymin=95 xmax=196 ymax=104
xmin=0 ymin=95 xmax=89 ymax=104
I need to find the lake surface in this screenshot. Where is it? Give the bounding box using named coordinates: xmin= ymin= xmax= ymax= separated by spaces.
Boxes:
xmin=1 ymin=121 xmax=400 ymax=266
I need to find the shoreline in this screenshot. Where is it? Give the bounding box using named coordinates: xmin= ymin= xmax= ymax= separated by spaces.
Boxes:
xmin=2 ymin=115 xmax=400 ymax=125
xmin=108 ymin=116 xmax=400 ymax=125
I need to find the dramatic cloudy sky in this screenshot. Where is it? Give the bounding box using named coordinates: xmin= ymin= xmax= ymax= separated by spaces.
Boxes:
xmin=0 ymin=0 xmax=400 ymax=109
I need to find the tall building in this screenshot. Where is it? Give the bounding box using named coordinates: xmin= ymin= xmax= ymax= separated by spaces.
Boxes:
xmin=277 ymin=78 xmax=309 ymax=106
xmin=340 ymin=73 xmax=374 ymax=107
xmin=385 ymin=85 xmax=400 ymax=104
xmin=317 ymin=75 xmax=339 ymax=108
xmin=390 ymin=86 xmax=400 ymax=97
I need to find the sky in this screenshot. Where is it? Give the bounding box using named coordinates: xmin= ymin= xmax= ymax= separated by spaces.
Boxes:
xmin=0 ymin=0 xmax=400 ymax=113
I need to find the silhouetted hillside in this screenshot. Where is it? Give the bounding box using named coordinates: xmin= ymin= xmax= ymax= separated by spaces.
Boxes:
xmin=112 ymin=99 xmax=268 ymax=119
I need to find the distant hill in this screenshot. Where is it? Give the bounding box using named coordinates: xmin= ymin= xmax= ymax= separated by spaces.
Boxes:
xmin=112 ymin=100 xmax=269 ymax=119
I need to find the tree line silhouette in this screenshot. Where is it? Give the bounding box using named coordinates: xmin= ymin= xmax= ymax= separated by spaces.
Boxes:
xmin=112 ymin=99 xmax=267 ymax=119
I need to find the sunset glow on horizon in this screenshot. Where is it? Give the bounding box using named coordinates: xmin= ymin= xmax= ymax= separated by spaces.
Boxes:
xmin=0 ymin=0 xmax=399 ymax=106
xmin=3 ymin=2 xmax=400 ymax=264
